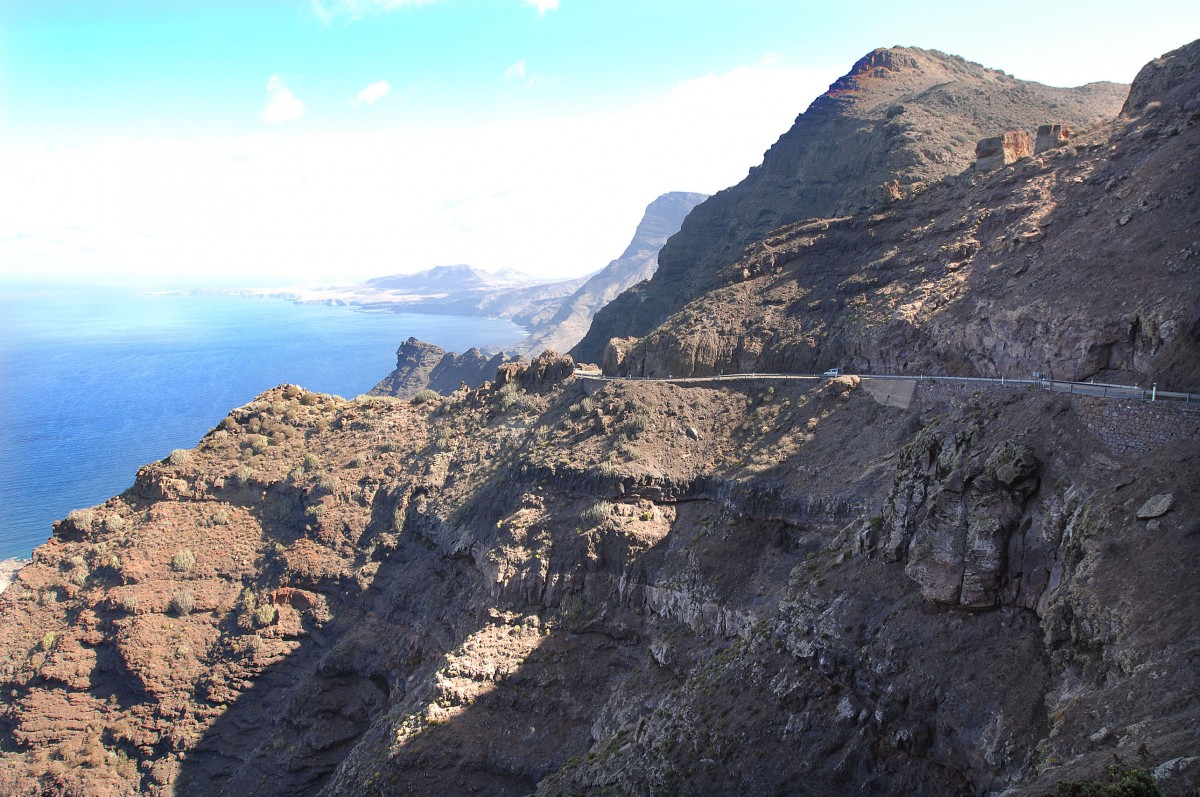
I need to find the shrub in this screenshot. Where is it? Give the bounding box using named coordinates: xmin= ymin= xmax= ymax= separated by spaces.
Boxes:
xmin=495 ymin=382 xmax=520 ymax=411
xmin=559 ymin=592 xmax=584 ymax=620
xmin=167 ymin=449 xmax=191 ymax=466
xmin=582 ymin=500 xmax=614 ymax=526
xmin=68 ymin=566 xmax=89 ymax=587
xmin=1044 ymin=766 xmax=1161 ymax=797
xmin=254 ymin=604 xmax=277 ymax=628
xmin=233 ymin=465 xmax=254 ymax=486
xmin=246 ymin=434 xmax=269 ymax=455
xmin=411 ymin=389 xmax=440 ymax=405
xmin=171 ymin=549 xmax=196 ymax=573
xmin=211 ymin=509 xmax=230 ymax=526
xmin=40 ymin=631 xmax=57 ymax=651
xmin=169 ymin=590 xmax=195 ymax=615
xmin=301 ymin=453 xmax=321 ymax=472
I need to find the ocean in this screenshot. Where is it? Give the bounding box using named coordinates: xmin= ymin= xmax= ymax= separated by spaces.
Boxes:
xmin=0 ymin=286 xmax=526 ymax=561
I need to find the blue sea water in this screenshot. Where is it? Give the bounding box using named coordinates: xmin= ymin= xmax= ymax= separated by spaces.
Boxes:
xmin=0 ymin=287 xmax=526 ymax=560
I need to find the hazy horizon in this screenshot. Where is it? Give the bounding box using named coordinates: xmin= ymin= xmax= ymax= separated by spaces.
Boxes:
xmin=2 ymin=1 xmax=1197 ymax=289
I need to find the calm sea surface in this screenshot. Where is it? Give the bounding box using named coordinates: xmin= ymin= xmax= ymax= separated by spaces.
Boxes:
xmin=0 ymin=287 xmax=526 ymax=560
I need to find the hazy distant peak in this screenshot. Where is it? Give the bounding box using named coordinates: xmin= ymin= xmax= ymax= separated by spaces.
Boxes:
xmin=618 ymin=191 xmax=710 ymax=261
xmin=363 ymin=264 xmax=537 ymax=294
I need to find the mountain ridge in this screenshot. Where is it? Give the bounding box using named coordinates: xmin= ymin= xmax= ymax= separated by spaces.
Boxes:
xmin=572 ymin=45 xmax=1129 ymax=363
xmin=0 ymin=41 xmax=1197 ymax=797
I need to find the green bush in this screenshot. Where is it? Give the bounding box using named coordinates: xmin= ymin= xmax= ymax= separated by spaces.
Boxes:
xmin=411 ymin=389 xmax=441 ymax=405
xmin=233 ymin=465 xmax=254 ymax=486
xmin=495 ymin=382 xmax=520 ymax=411
xmin=254 ymin=604 xmax=277 ymax=628
xmin=1044 ymin=766 xmax=1161 ymax=797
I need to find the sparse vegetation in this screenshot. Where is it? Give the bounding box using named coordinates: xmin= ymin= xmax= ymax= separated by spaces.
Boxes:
xmin=412 ymin=389 xmax=440 ymax=405
xmin=254 ymin=604 xmax=277 ymax=628
xmin=171 ymin=549 xmax=196 ymax=573
xmin=582 ymin=500 xmax=614 ymax=526
xmin=1041 ymin=766 xmax=1161 ymax=797
xmin=167 ymin=449 xmax=191 ymax=466
xmin=169 ymin=590 xmax=195 ymax=616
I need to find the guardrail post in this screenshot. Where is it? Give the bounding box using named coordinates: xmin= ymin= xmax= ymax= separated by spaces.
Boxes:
xmin=1152 ymin=383 xmax=1157 ymax=402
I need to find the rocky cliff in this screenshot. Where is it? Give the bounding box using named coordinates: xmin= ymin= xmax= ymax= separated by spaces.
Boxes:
xmin=518 ymin=191 xmax=708 ymax=357
xmin=370 ymin=337 xmax=519 ymax=400
xmin=370 ymin=193 xmax=707 ymax=398
xmin=1 ymin=43 xmax=1198 ymax=797
xmin=601 ymin=44 xmax=1200 ymax=390
xmin=573 ymin=46 xmax=1129 ymax=363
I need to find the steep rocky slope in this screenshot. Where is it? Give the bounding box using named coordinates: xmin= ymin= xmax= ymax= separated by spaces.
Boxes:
xmin=1 ymin=43 xmax=1198 ymax=797
xmin=369 ymin=337 xmax=519 ymax=400
xmin=1 ymin=362 xmax=1195 ymax=796
xmin=573 ymin=46 xmax=1128 ymax=363
xmin=518 ymin=191 xmax=708 ymax=357
xmin=602 ymin=45 xmax=1200 ymax=390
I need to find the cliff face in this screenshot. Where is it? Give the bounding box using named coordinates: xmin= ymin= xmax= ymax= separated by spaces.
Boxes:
xmin=1 ymin=366 xmax=1196 ymax=796
xmin=1 ymin=43 xmax=1199 ymax=797
xmin=371 ymin=193 xmax=707 ymax=398
xmin=518 ymin=191 xmax=708 ymax=358
xmin=572 ymin=46 xmax=1129 ymax=363
xmin=604 ymin=42 xmax=1200 ymax=390
xmin=370 ymin=337 xmax=519 ymax=400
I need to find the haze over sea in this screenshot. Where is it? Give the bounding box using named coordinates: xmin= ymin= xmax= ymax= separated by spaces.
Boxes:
xmin=0 ymin=286 xmax=525 ymax=561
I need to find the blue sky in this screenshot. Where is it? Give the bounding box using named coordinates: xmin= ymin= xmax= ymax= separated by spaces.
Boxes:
xmin=1 ymin=0 xmax=1197 ymax=287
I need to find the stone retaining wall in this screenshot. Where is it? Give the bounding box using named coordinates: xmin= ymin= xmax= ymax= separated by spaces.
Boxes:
xmin=912 ymin=381 xmax=1200 ymax=455
xmin=1069 ymin=395 xmax=1200 ymax=454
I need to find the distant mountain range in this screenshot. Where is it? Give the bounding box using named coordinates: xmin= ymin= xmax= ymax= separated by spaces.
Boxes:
xmin=249 ymin=191 xmax=707 ymax=358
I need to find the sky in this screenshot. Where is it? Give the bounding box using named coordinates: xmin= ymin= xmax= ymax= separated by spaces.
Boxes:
xmin=0 ymin=1 xmax=1197 ymax=289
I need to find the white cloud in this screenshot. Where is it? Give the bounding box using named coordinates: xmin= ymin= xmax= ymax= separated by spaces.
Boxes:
xmin=355 ymin=80 xmax=391 ymax=106
xmin=524 ymin=0 xmax=559 ymax=15
xmin=311 ymin=0 xmax=440 ymax=23
xmin=0 ymin=59 xmax=841 ymax=288
xmin=504 ymin=60 xmax=526 ymax=82
xmin=262 ymin=75 xmax=304 ymax=124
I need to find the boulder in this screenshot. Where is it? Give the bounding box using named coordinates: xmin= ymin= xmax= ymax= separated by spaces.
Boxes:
xmin=1035 ymin=123 xmax=1073 ymax=153
xmin=975 ymin=130 xmax=1032 ymax=171
xmin=1136 ymin=493 xmax=1174 ymax=519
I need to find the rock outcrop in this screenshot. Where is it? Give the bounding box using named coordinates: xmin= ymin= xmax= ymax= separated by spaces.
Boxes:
xmin=370 ymin=337 xmax=518 ymax=400
xmin=572 ymin=46 xmax=1128 ymax=363
xmin=1035 ymin=123 xmax=1073 ymax=153
xmin=604 ymin=39 xmax=1200 ymax=390
xmin=975 ymin=129 xmax=1032 ymax=171
xmin=517 ymin=192 xmax=707 ymax=356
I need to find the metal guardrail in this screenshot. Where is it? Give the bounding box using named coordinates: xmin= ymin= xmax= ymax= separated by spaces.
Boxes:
xmin=573 ymin=370 xmax=1200 ymax=405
